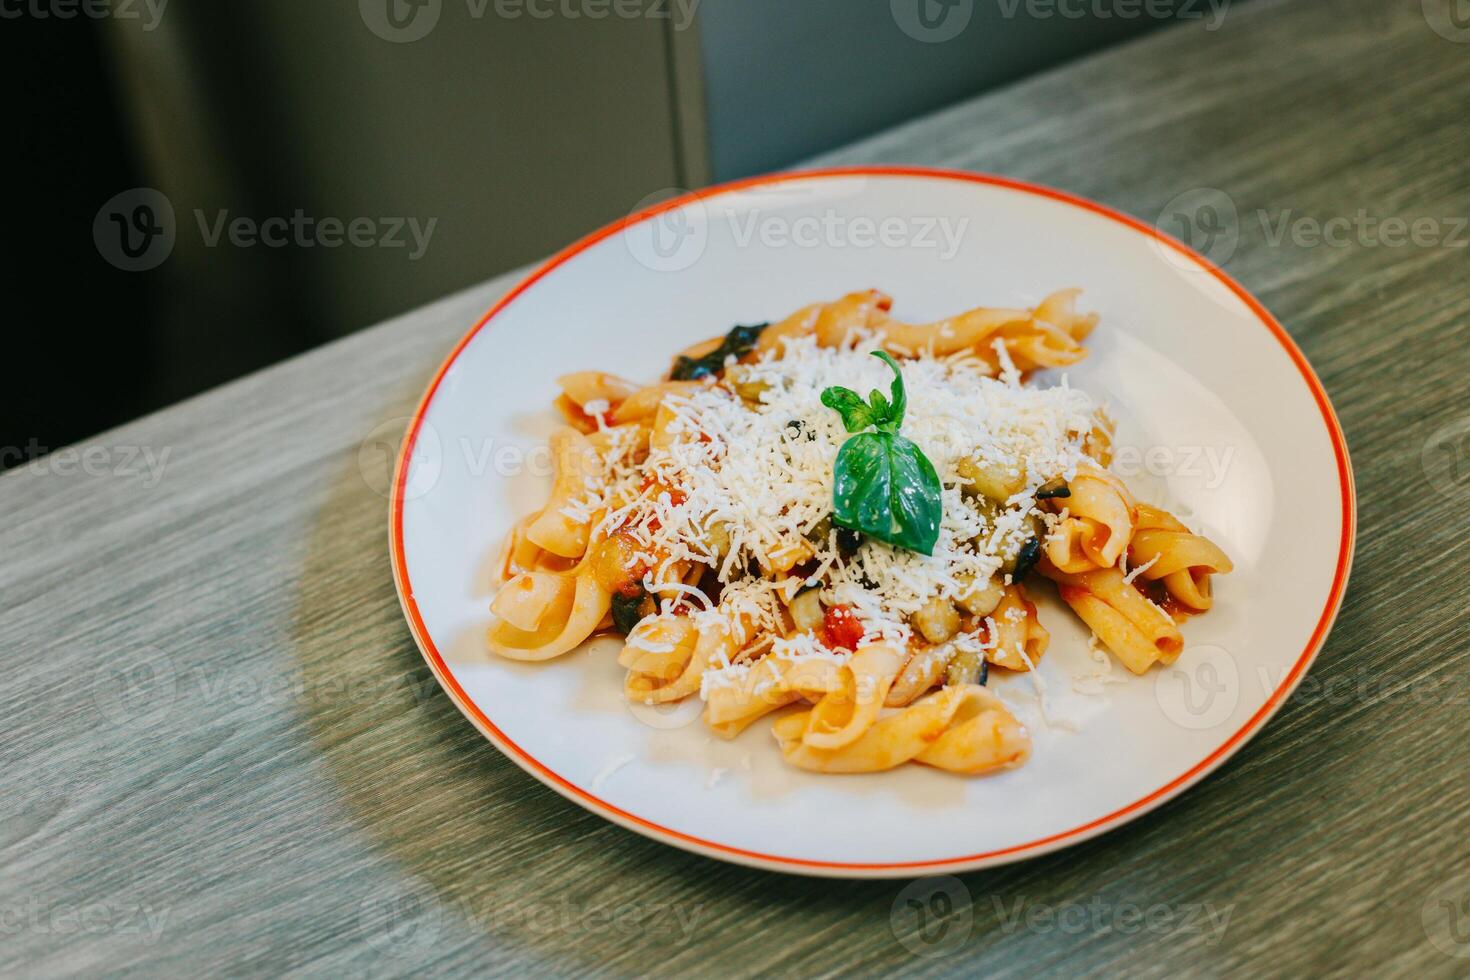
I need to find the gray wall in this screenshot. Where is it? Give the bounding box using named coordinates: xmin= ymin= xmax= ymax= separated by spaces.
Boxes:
xmin=697 ymin=0 xmax=1198 ymax=180
xmin=104 ymin=2 xmax=685 ymax=395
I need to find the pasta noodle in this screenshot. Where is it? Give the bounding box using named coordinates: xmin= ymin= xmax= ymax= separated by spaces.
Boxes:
xmin=1126 ymin=504 xmax=1235 ymax=611
xmin=1040 ymin=559 xmax=1185 ymax=674
xmin=483 ymin=289 xmax=1233 ymax=778
xmin=1042 ymin=464 xmax=1136 ymax=573
xmin=773 ymin=685 xmax=1030 ymax=775
xmin=986 ymin=583 xmax=1051 ymax=672
xmin=485 ymin=564 xmax=611 ymax=662
xmin=703 ymin=653 xmax=847 ymax=738
xmin=523 ymin=428 xmax=601 ymax=559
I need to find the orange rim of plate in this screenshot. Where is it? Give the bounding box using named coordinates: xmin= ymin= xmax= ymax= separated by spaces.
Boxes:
xmin=387 ymin=166 xmax=1356 ymax=876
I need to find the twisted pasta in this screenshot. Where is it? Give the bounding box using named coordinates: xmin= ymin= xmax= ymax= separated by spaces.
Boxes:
xmin=523 ymin=427 xmax=601 ymax=560
xmin=485 ymin=564 xmax=611 ymax=662
xmin=621 ymin=613 xmax=752 ymax=705
xmin=986 ymin=583 xmax=1051 ymax=671
xmin=703 ymin=653 xmax=847 ymax=738
xmin=800 ymin=643 xmax=908 ymax=749
xmin=1127 ymin=504 xmax=1234 ymax=612
xmin=886 ymin=643 xmax=954 ymax=706
xmin=1040 ymin=560 xmax=1184 ymax=674
xmin=744 ymin=288 xmax=1096 ymax=375
xmin=1043 ymin=464 xmax=1137 ymax=573
xmin=774 ymin=684 xmax=1030 ymax=775
xmin=872 ymin=288 xmax=1096 ymax=370
xmin=496 ymin=512 xmax=577 ymax=582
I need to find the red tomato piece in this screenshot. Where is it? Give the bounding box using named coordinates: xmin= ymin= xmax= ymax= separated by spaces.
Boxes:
xmin=821 ymin=604 xmax=865 ymax=651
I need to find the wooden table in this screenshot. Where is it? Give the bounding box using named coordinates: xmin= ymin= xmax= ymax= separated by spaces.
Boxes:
xmin=7 ymin=0 xmax=1468 ymax=974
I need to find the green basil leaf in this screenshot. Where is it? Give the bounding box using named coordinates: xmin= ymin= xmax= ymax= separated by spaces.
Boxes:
xmin=820 ymin=385 xmax=878 ymax=433
xmin=883 ymin=437 xmax=942 ymax=553
xmin=867 ymin=389 xmax=891 ymax=424
xmin=831 ymin=432 xmax=943 ymax=555
xmin=871 ymin=351 xmax=907 ymax=429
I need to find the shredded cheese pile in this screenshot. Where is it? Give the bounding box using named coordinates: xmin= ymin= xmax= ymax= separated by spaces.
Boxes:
xmin=580 ymin=332 xmax=1099 ymax=691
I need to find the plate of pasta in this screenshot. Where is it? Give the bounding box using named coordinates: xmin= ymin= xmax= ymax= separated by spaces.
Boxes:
xmin=390 ymin=167 xmax=1354 ymax=876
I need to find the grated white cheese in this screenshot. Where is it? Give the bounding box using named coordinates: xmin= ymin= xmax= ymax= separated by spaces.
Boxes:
xmin=1122 ymin=553 xmax=1159 ymax=585
xmin=586 ymin=331 xmax=1099 ymax=692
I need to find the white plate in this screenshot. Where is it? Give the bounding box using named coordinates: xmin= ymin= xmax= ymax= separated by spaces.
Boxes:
xmin=390 ymin=168 xmax=1354 ymax=877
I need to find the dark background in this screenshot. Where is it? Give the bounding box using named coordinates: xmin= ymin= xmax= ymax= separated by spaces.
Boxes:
xmin=6 ymin=18 xmax=160 ymax=464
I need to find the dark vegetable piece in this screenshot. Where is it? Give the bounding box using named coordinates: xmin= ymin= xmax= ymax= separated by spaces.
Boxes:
xmin=1012 ymin=537 xmax=1042 ymax=580
xmin=1035 ymin=477 xmax=1071 ymax=500
xmin=978 ymin=660 xmax=990 ymax=687
xmin=805 ymin=515 xmax=833 ymax=544
xmin=835 ymin=526 xmax=864 ymax=557
xmin=670 ymin=322 xmax=769 ymax=381
xmin=610 ymin=584 xmax=655 ymax=634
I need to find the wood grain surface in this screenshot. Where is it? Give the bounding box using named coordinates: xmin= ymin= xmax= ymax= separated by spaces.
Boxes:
xmin=5 ymin=0 xmax=1468 ymax=975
